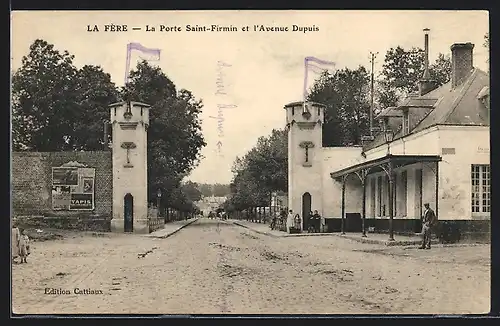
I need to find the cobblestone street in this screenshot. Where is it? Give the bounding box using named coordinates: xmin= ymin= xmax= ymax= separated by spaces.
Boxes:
xmin=12 ymin=218 xmax=490 ymax=315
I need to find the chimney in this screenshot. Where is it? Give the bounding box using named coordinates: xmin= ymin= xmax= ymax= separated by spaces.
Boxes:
xmin=451 ymin=42 xmax=474 ymax=89
xmin=418 ymin=28 xmax=437 ymax=96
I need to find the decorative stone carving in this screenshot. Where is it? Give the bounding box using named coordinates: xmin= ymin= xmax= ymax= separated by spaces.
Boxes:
xmin=118 ymin=121 xmax=139 ymax=130
xmin=299 ymin=141 xmax=315 ymax=167
xmin=296 ymin=121 xmax=317 ymax=130
xmin=121 ymin=142 xmax=136 ymax=168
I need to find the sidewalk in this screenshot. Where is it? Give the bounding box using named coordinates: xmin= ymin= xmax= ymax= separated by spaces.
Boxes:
xmin=337 ymin=232 xmax=439 ymax=247
xmin=230 ymin=219 xmax=454 ymax=247
xmin=231 ymin=219 xmax=339 ymax=238
xmin=145 ymin=217 xmax=199 ymax=239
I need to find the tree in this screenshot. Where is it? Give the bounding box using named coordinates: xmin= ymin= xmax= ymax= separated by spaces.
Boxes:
xmin=198 ymin=183 xmax=214 ymax=197
xmin=308 ymin=66 xmax=371 ymax=146
xmin=224 ymin=128 xmax=288 ymax=211
xmin=124 ymin=61 xmax=206 ymax=204
xmin=12 ymin=40 xmax=119 ymax=151
xmin=12 ymin=39 xmax=79 ymax=151
xmin=180 ymin=180 xmax=202 ymax=202
xmin=72 ymin=65 xmax=119 ymax=150
xmin=245 ymin=128 xmax=288 ymax=192
xmin=212 ymin=183 xmax=230 ymax=197
xmin=376 ymin=46 xmax=452 ymax=109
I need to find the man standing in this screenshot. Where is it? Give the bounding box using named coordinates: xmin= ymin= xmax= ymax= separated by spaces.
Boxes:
xmin=420 ymin=203 xmax=436 ymax=249
xmin=312 ymin=210 xmax=321 ymax=233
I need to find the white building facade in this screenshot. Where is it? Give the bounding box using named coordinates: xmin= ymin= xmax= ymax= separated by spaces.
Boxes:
xmin=286 ymin=40 xmax=490 ymax=241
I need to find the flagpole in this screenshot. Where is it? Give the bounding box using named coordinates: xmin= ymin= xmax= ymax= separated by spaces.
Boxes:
xmin=303 ymin=57 xmax=308 ymax=113
xmin=124 ymin=43 xmax=131 ymax=86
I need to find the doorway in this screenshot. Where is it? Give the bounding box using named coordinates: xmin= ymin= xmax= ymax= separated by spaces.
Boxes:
xmin=124 ymin=193 xmax=134 ymax=232
xmin=302 ymin=192 xmax=311 ymax=230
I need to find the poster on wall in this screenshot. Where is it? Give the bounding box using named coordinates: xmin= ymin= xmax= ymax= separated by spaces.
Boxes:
xmin=83 ymin=178 xmax=94 ymax=193
xmin=70 ymin=193 xmax=93 ymax=210
xmin=51 ymin=163 xmax=95 ymax=211
xmin=51 ymin=186 xmax=71 ymax=210
xmin=52 ymin=167 xmax=79 ymax=186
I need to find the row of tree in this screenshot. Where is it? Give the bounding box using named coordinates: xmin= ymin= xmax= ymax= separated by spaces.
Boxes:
xmin=223 ymin=36 xmax=491 ymax=211
xmin=12 ymin=39 xmax=206 ymax=212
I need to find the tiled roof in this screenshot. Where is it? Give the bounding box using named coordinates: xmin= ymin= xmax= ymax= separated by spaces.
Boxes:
xmin=364 ymin=68 xmax=489 ymax=151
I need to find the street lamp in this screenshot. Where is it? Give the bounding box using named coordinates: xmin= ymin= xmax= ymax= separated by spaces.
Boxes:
xmin=156 ymin=188 xmax=162 ymax=217
xmin=384 ymin=127 xmax=394 ymax=155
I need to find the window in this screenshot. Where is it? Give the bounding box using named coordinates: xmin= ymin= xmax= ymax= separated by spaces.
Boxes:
xmin=403 ymin=109 xmax=410 ymax=135
xmin=471 ymin=164 xmax=491 ymax=214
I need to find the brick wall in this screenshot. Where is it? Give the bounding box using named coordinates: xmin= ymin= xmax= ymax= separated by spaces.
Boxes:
xmin=12 ymin=151 xmax=112 ymax=218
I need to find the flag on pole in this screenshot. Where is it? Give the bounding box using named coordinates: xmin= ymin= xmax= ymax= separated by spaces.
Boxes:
xmin=303 ymin=56 xmax=335 ymax=111
xmin=124 ymin=43 xmax=162 ymax=85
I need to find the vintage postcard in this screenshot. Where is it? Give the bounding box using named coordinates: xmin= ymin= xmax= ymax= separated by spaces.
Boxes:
xmin=11 ymin=10 xmax=490 ymax=315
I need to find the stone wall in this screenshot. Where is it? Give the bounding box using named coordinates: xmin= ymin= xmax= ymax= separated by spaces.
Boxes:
xmin=12 ymin=151 xmax=112 ymax=221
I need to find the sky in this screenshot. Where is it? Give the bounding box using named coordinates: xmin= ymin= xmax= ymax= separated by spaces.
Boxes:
xmin=11 ymin=10 xmax=489 ymax=184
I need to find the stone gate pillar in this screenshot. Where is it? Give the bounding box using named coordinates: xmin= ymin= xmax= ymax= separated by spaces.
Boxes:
xmin=284 ymin=101 xmax=325 ymax=231
xmin=109 ymin=101 xmax=151 ymax=233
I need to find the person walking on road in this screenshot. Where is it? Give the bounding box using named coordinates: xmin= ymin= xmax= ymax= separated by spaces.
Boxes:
xmin=419 ymin=203 xmax=436 ymax=249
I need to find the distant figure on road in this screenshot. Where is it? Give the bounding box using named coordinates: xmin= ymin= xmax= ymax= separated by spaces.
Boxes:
xmin=286 ymin=210 xmax=294 ymax=233
xmin=419 ymin=203 xmax=436 ymax=250
xmin=312 ymin=210 xmax=321 ymax=233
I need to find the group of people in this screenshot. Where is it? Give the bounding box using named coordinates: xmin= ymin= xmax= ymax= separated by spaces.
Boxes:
xmin=283 ymin=209 xmax=322 ymax=234
xmin=12 ymin=223 xmax=30 ymax=264
xmin=272 ymin=203 xmax=437 ymax=249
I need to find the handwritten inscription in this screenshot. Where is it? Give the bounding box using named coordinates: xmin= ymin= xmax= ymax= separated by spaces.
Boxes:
xmin=209 ymin=61 xmax=238 ymax=155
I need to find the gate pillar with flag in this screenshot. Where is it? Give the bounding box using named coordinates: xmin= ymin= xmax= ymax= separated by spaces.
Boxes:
xmin=109 ymin=101 xmax=152 ymax=233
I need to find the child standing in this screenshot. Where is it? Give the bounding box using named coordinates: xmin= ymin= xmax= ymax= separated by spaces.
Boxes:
xmin=18 ymin=229 xmax=30 ymax=264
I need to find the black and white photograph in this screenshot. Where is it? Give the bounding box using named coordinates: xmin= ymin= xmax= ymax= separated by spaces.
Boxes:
xmin=11 ymin=10 xmax=490 ymax=316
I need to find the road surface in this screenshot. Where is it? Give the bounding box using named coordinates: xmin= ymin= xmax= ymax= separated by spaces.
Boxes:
xmin=12 ymin=218 xmax=490 ymax=314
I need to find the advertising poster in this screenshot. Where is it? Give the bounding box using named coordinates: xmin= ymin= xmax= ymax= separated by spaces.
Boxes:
xmin=51 ymin=165 xmax=96 ymax=210
xmin=70 ymin=193 xmax=94 ymax=210
xmin=51 ymin=186 xmax=71 ymax=210
xmin=52 ymin=167 xmax=79 ymax=186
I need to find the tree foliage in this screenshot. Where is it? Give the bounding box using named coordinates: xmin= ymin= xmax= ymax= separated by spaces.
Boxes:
xmin=308 ymin=66 xmax=371 ymax=146
xmin=376 ymin=46 xmax=452 ymax=109
xmin=224 ymin=129 xmax=287 ymax=211
xmin=12 ymin=40 xmax=206 ymax=209
xmin=123 ymin=61 xmax=207 ymax=204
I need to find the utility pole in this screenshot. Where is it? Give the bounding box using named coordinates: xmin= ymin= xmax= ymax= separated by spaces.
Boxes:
xmin=369 ymin=52 xmax=378 ymax=137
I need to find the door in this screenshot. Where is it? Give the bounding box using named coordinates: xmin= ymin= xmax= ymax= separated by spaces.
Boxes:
xmin=124 ymin=193 xmax=134 ymax=232
xmin=302 ymin=192 xmax=311 ymax=230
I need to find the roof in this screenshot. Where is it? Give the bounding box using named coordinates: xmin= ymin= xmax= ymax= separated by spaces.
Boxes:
xmin=365 ymin=68 xmax=489 ymax=151
xmin=283 ymin=101 xmax=326 ymax=109
xmin=377 ymin=107 xmax=402 ymax=118
xmin=330 ymin=154 xmax=442 ymax=179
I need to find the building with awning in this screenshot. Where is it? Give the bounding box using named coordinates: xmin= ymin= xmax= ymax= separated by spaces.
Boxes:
xmin=285 ymin=32 xmax=490 ymax=241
